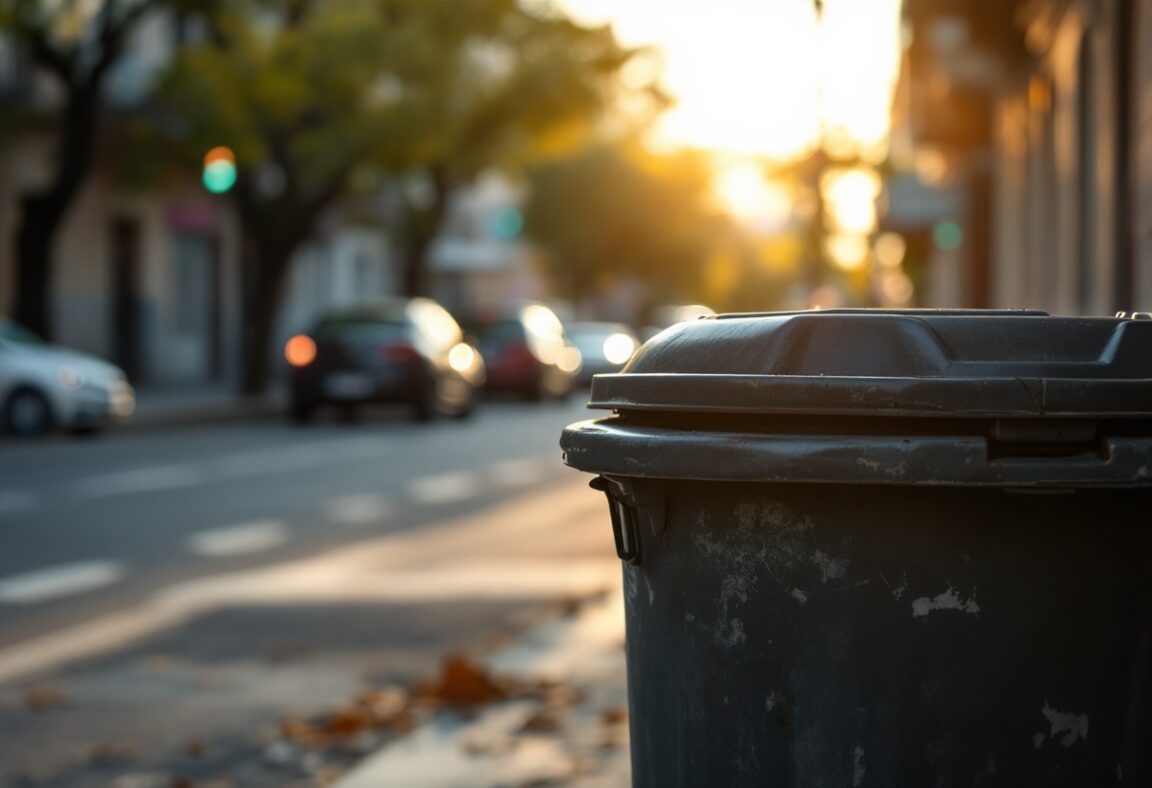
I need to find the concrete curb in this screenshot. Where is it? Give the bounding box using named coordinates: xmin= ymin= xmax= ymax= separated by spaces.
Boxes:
xmin=126 ymin=393 xmax=286 ymax=430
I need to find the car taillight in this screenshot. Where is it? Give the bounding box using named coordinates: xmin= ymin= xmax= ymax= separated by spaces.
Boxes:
xmin=285 ymin=335 xmax=317 ymax=367
xmin=379 ymin=342 xmax=422 ymax=363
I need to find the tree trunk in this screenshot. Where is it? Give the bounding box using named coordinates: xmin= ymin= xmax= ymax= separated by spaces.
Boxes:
xmin=401 ymin=226 xmax=434 ymax=298
xmin=12 ymin=194 xmax=61 ymax=338
xmin=239 ymin=243 xmax=292 ymax=395
xmin=400 ymin=168 xmax=452 ymax=298
xmin=10 ymin=85 xmax=100 ymax=339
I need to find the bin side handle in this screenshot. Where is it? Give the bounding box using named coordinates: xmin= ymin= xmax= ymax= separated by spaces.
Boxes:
xmin=590 ymin=476 xmax=642 ymax=565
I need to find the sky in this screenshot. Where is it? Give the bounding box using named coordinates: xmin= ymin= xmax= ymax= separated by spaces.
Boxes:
xmin=559 ymin=0 xmax=904 ymax=163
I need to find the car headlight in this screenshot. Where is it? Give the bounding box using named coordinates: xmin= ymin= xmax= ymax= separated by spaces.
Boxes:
xmin=558 ymin=346 xmax=582 ymax=374
xmin=602 ymin=334 xmax=637 ymax=366
xmin=58 ymin=366 xmax=84 ymax=390
xmin=448 ymin=342 xmax=477 ymax=373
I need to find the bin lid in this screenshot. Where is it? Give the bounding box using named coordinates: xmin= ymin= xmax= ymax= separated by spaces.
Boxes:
xmin=588 ymin=309 xmax=1152 ymax=418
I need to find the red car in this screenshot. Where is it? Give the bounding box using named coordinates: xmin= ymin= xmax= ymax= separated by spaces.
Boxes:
xmin=463 ymin=304 xmax=581 ymax=400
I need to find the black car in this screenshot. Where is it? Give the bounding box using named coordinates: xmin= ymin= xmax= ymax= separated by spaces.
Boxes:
xmin=285 ymin=298 xmax=485 ymax=423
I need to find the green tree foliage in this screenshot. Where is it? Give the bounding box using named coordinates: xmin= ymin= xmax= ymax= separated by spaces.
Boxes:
xmin=524 ymin=142 xmax=724 ymax=309
xmin=0 ymin=0 xmax=164 ymax=338
xmin=160 ymin=0 xmax=641 ymax=392
xmin=378 ymin=3 xmax=650 ymax=298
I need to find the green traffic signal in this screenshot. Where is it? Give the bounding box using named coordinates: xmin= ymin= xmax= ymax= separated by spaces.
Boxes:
xmin=202 ymin=147 xmax=237 ymax=194
xmin=203 ymin=160 xmax=237 ymax=194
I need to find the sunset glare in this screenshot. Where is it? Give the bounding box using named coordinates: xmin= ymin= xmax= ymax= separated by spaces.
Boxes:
xmin=561 ymin=0 xmax=904 ymax=163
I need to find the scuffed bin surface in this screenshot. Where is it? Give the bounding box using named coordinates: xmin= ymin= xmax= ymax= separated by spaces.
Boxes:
xmin=562 ymin=310 xmax=1152 ymax=787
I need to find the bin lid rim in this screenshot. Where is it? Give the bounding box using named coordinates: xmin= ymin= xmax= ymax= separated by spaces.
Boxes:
xmin=560 ymin=417 xmax=1152 ymax=486
xmin=607 ymin=310 xmax=1152 ymax=417
xmin=589 ymin=374 xmax=1152 ymax=417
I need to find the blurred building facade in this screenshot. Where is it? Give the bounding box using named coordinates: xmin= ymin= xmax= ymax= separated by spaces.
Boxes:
xmin=0 ymin=13 xmax=393 ymax=389
xmin=902 ymin=0 xmax=1152 ymax=315
xmin=426 ymin=172 xmax=547 ymax=317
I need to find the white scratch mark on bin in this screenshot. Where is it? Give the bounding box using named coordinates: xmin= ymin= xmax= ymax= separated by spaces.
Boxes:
xmin=880 ymin=571 xmax=908 ymax=601
xmin=852 ymin=746 xmax=866 ymax=787
xmin=624 ymin=564 xmax=639 ymax=605
xmin=765 ymin=692 xmax=781 ymax=712
xmin=911 ymin=587 xmax=980 ymax=617
xmin=718 ymin=618 xmax=746 ymax=647
xmin=813 ymin=550 xmax=847 ymax=583
xmin=789 ymin=588 xmax=808 ymax=604
xmin=885 ymin=462 xmax=907 ymax=478
xmin=1042 ymin=703 xmax=1088 ymax=747
xmin=856 ymin=458 xmax=881 ymax=471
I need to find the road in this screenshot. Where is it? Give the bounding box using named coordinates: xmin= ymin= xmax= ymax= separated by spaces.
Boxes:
xmin=0 ymin=398 xmax=620 ymax=787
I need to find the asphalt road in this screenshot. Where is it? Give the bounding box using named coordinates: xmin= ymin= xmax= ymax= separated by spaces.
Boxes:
xmin=0 ymin=398 xmax=596 ymax=648
xmin=0 ymin=397 xmax=622 ymax=786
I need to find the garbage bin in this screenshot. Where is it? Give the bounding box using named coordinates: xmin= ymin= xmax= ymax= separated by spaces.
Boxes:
xmin=560 ymin=309 xmax=1152 ymax=788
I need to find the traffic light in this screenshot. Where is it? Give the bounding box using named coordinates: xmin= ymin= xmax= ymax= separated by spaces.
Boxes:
xmin=202 ymin=146 xmax=237 ymax=194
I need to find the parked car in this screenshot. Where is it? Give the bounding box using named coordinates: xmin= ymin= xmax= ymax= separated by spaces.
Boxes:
xmin=0 ymin=321 xmax=135 ymax=437
xmin=565 ymin=321 xmax=640 ymax=386
xmin=285 ymin=298 xmax=485 ymax=423
xmin=462 ymin=304 xmax=581 ymax=400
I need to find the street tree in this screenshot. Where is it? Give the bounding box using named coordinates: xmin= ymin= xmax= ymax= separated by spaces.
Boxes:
xmin=161 ymin=0 xmax=641 ymax=393
xmin=160 ymin=0 xmax=413 ymax=393
xmin=0 ymin=0 xmax=165 ymax=338
xmin=386 ymin=7 xmax=649 ymax=298
xmin=524 ymin=142 xmax=724 ymax=310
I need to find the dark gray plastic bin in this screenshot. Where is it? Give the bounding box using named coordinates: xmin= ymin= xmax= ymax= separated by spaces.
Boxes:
xmin=561 ymin=309 xmax=1152 ymax=787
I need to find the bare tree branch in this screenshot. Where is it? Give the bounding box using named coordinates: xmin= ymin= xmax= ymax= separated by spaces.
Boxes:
xmin=25 ymin=26 xmax=75 ymax=85
xmin=87 ymin=0 xmax=163 ymax=88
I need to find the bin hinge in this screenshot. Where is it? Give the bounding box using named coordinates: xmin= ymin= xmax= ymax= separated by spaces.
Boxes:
xmin=590 ymin=476 xmax=643 ymax=565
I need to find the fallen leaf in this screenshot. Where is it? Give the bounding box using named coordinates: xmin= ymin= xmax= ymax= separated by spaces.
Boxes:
xmin=280 ymin=717 xmax=327 ymax=748
xmin=23 ymin=684 xmax=67 ymax=712
xmin=413 ymin=655 xmax=508 ymax=706
xmin=542 ymin=684 xmax=584 ymax=709
xmin=518 ymin=708 xmax=563 ymax=734
xmin=600 ymin=707 xmax=627 ymax=726
xmin=556 ymin=597 xmax=583 ymax=618
xmin=323 ymin=707 xmax=374 ymax=737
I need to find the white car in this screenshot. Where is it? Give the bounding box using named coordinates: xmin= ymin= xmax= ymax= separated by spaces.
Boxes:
xmin=0 ymin=321 xmax=135 ymax=436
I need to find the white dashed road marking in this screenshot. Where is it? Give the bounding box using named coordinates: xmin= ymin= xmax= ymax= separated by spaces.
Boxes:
xmin=325 ymin=493 xmax=392 ymax=526
xmin=75 ymin=465 xmax=205 ymax=498
xmin=407 ymin=472 xmax=482 ymax=504
xmin=0 ymin=561 xmax=125 ymax=604
xmin=188 ymin=520 xmax=289 ymax=557
xmin=488 ymin=458 xmax=548 ymax=489
xmin=0 ymin=490 xmax=40 ymax=514
xmin=214 ymin=439 xmax=385 ymax=480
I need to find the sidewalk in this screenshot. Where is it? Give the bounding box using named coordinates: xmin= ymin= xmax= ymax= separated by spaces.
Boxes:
xmin=0 ymin=476 xmax=630 ymax=787
xmin=333 ymin=588 xmax=630 ymax=788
